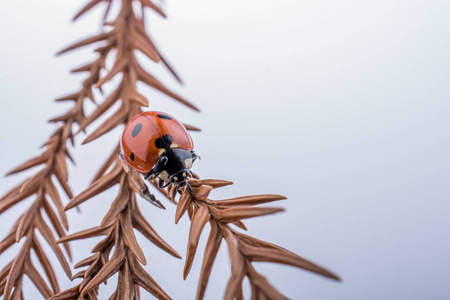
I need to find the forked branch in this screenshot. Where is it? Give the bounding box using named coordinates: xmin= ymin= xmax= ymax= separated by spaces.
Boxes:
xmin=1 ymin=0 xmax=340 ymax=298
xmin=49 ymin=0 xmax=198 ymax=298
xmin=161 ymin=177 xmax=340 ymax=300
xmin=50 ymin=158 xmax=180 ymax=299
xmin=0 ymin=32 xmax=107 ymax=298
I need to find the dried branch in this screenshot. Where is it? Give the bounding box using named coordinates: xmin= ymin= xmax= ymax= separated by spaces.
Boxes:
xmin=49 ymin=0 xmax=198 ymax=298
xmin=50 ymin=159 xmax=180 ymax=300
xmin=1 ymin=0 xmax=193 ymax=297
xmin=158 ymin=177 xmax=340 ymax=300
xmin=2 ymin=0 xmax=340 ymax=298
xmin=0 ymin=20 xmax=109 ymax=297
xmin=53 ymin=0 xmax=340 ymax=296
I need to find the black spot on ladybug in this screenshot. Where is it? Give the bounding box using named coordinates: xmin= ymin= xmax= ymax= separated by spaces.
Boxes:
xmin=130 ymin=153 xmax=135 ymax=161
xmin=154 ymin=134 xmax=173 ymax=149
xmin=157 ymin=114 xmax=172 ymax=120
xmin=131 ymin=123 xmax=142 ymax=137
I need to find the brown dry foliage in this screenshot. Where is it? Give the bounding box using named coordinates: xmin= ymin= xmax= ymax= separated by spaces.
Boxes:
xmin=167 ymin=177 xmax=339 ymax=300
xmin=50 ymin=156 xmax=181 ymax=299
xmin=1 ymin=0 xmax=339 ymax=299
xmin=0 ymin=8 xmax=100 ymax=298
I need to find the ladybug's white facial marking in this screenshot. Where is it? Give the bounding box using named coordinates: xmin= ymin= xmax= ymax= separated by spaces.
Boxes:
xmin=170 ymin=143 xmax=179 ymax=149
xmin=158 ymin=170 xmax=169 ymax=181
xmin=173 ymin=176 xmax=179 ymax=182
xmin=184 ymin=158 xmax=193 ymax=169
xmin=158 ymin=148 xmax=166 ymax=156
xmin=182 ymin=172 xmax=187 ymax=177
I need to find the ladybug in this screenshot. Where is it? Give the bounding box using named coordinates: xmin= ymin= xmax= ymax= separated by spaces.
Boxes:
xmin=120 ymin=111 xmax=199 ymax=189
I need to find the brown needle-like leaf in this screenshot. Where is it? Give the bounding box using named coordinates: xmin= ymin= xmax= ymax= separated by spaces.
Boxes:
xmin=35 ymin=214 xmax=72 ymax=279
xmin=24 ymin=262 xmax=54 ymax=299
xmin=73 ymin=0 xmax=103 ymax=21
xmin=32 ymin=236 xmax=60 ymax=294
xmin=3 ymin=231 xmax=32 ymax=299
xmin=121 ymin=206 xmax=147 ymax=265
xmin=210 ymin=206 xmax=285 ymax=223
xmin=80 ymin=249 xmax=125 ymax=296
xmin=133 ymin=208 xmax=182 ymax=258
xmin=175 ymin=189 xmax=192 ymax=224
xmin=196 ymin=221 xmax=222 ymax=300
xmin=137 ymin=65 xmax=200 ymax=112
xmin=64 ymin=164 xmax=122 ymax=210
xmin=184 ymin=204 xmax=210 ymax=279
xmin=211 ymin=194 xmax=287 ymax=207
xmin=6 ymin=152 xmax=51 ymax=175
xmin=246 ymin=261 xmax=288 ymax=300
xmin=57 ymin=31 xmax=114 ymax=55
xmin=139 ymin=0 xmax=166 ymax=18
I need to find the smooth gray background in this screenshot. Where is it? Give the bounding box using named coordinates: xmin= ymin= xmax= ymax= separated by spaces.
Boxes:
xmin=1 ymin=0 xmax=450 ymax=299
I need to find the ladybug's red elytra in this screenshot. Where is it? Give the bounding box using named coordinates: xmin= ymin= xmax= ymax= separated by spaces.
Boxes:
xmin=120 ymin=111 xmax=198 ymax=189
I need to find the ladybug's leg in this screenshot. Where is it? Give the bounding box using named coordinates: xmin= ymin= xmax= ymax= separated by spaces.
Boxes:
xmin=158 ymin=178 xmax=165 ymax=189
xmin=144 ymin=169 xmax=155 ymax=180
xmin=176 ymin=184 xmax=192 ymax=194
xmin=140 ymin=185 xmax=165 ymax=209
xmin=158 ymin=178 xmax=171 ymax=189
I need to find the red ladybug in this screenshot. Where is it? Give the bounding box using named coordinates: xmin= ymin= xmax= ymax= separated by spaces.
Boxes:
xmin=121 ymin=111 xmax=198 ymax=188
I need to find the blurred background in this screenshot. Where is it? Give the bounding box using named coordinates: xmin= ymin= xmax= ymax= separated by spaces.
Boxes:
xmin=1 ymin=0 xmax=450 ymax=299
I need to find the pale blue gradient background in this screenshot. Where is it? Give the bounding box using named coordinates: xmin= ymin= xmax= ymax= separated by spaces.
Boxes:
xmin=1 ymin=0 xmax=450 ymax=299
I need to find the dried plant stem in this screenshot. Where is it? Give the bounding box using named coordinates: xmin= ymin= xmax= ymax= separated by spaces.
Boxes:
xmin=50 ymin=158 xmax=181 ymax=299
xmin=0 ymin=48 xmax=104 ymax=298
xmin=161 ymin=177 xmax=341 ymax=300
xmin=1 ymin=0 xmax=340 ymax=298
xmin=50 ymin=0 xmax=198 ymax=298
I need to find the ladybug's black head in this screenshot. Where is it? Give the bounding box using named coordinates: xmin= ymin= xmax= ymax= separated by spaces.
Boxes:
xmin=145 ymin=148 xmax=198 ymax=189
